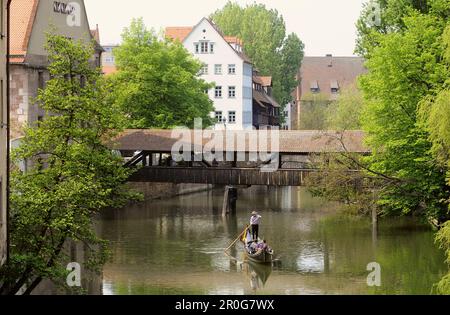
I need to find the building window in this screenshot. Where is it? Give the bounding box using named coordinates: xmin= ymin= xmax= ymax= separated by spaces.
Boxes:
xmin=215 ymin=64 xmax=222 ymax=75
xmin=210 ymin=43 xmax=215 ymax=54
xmin=200 ymin=64 xmax=208 ymax=75
xmin=204 ymin=88 xmax=209 ymax=95
xmin=228 ymin=111 xmax=236 ymax=124
xmin=215 ymin=111 xmax=223 ymax=123
xmin=228 ymin=64 xmax=236 ymax=75
xmin=215 ymin=86 xmax=222 ymax=98
xmin=38 ymin=71 xmax=45 ymax=89
xmin=228 ymin=86 xmax=236 ymax=98
xmin=330 ymin=80 xmax=339 ymax=94
xmin=195 ymin=43 xmax=199 ymax=54
xmin=105 ymin=57 xmax=114 ymax=63
xmin=200 ymin=41 xmax=209 ymax=53
xmin=310 ymin=80 xmax=320 ymax=93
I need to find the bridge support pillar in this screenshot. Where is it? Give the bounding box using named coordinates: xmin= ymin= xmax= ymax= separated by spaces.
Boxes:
xmin=372 ymin=203 xmax=378 ymax=246
xmin=222 ymin=186 xmax=238 ymax=217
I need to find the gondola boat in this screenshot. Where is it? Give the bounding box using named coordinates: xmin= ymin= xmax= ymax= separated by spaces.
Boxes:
xmin=241 ymin=227 xmax=274 ymax=264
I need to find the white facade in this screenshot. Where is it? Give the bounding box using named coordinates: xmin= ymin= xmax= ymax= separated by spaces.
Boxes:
xmin=283 ymin=102 xmax=292 ymax=130
xmin=102 ymin=44 xmax=118 ymax=66
xmin=181 ymin=19 xmax=253 ymax=130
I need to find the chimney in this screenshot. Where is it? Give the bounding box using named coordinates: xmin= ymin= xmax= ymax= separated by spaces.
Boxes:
xmin=326 ymin=54 xmax=333 ymax=67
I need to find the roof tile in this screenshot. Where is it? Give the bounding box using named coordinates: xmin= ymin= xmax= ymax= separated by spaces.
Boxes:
xmin=165 ymin=27 xmax=193 ymax=42
xmin=10 ymin=0 xmax=39 ymax=59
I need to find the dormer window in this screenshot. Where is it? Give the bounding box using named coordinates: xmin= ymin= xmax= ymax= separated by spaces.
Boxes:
xmin=310 ymin=80 xmax=320 ymax=93
xmin=331 ymin=80 xmax=340 ymax=94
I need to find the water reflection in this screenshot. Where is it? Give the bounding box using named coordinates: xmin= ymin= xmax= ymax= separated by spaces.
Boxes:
xmin=95 ymin=186 xmax=447 ymax=295
xmin=243 ymin=262 xmax=273 ymax=292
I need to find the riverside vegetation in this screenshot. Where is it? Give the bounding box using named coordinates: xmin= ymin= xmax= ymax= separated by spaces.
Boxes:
xmin=306 ymin=0 xmax=450 ymax=294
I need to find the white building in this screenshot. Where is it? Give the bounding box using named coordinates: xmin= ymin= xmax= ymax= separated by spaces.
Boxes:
xmin=166 ymin=18 xmax=255 ymax=130
xmin=101 ymin=44 xmax=119 ymax=75
xmin=283 ymin=102 xmax=293 ymax=130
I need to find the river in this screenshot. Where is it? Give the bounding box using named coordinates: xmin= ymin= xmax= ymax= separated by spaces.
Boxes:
xmin=95 ymin=186 xmax=447 ymax=295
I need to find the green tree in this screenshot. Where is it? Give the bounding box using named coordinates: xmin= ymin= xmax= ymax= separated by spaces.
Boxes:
xmin=326 ymin=86 xmax=364 ymax=130
xmin=356 ymin=0 xmax=450 ymax=57
xmin=0 ymin=34 xmax=138 ymax=295
xmin=278 ymin=33 xmax=305 ymax=114
xmin=359 ymin=11 xmax=449 ymax=219
xmin=298 ymin=92 xmax=330 ymax=130
xmin=210 ymin=2 xmax=304 ymax=114
xmin=112 ymin=18 xmax=214 ymax=129
xmin=418 ymin=25 xmax=450 ymax=294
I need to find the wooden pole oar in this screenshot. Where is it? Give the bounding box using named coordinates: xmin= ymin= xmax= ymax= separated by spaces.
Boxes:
xmin=224 ymin=226 xmax=248 ymax=253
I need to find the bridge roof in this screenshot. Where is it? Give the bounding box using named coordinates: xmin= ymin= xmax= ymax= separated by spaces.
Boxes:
xmin=110 ymin=129 xmax=368 ymax=154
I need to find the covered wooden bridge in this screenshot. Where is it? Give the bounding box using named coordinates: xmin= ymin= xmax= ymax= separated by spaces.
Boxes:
xmin=109 ymin=129 xmax=368 ymax=187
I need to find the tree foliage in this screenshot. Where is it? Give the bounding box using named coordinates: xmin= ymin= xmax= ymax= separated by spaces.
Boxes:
xmin=418 ymin=24 xmax=450 ymax=294
xmin=111 ymin=18 xmax=215 ymax=129
xmin=355 ymin=0 xmax=450 ymax=293
xmin=358 ymin=9 xmax=449 ymax=219
xmin=355 ymin=0 xmax=450 ymax=57
xmin=298 ymin=93 xmax=330 ymax=130
xmin=210 ymin=2 xmax=305 ymax=112
xmin=0 ymin=34 xmax=138 ymax=295
xmin=326 ymin=86 xmax=364 ymax=131
xmin=298 ymin=86 xmax=364 ymax=130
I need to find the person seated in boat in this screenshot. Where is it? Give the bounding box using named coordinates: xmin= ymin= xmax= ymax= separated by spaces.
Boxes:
xmin=256 ymin=240 xmax=268 ymax=252
xmin=248 ymin=241 xmax=258 ymax=254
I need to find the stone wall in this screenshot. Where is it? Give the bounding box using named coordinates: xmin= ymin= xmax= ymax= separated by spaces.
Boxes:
xmin=10 ymin=65 xmax=49 ymax=140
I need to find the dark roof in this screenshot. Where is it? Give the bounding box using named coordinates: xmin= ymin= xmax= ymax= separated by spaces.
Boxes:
xmin=298 ymin=56 xmax=366 ymax=100
xmin=110 ymin=130 xmax=368 ymax=154
xmin=253 ymin=75 xmax=279 ymax=108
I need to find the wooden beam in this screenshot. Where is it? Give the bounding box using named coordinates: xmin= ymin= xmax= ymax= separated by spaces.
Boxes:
xmin=128 ymin=166 xmax=316 ymax=186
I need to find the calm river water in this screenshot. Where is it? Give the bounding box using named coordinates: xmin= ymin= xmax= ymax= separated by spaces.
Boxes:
xmin=96 ymin=186 xmax=447 ymax=295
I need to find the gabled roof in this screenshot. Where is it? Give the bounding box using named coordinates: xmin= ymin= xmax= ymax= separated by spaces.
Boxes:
xmin=90 ymin=25 xmax=100 ymax=43
xmin=10 ymin=0 xmax=39 ymax=63
xmin=165 ymin=17 xmax=252 ymax=64
xmin=224 ymin=36 xmax=243 ymax=46
xmin=253 ymin=75 xmax=278 ymax=108
xmin=253 ymin=88 xmax=280 ymax=109
xmin=298 ymin=56 xmax=366 ymax=99
xmin=259 ymin=76 xmax=272 ymax=87
xmin=253 ymin=76 xmax=264 ymax=85
xmin=9 ymin=0 xmax=101 ymax=64
xmin=90 ymin=25 xmax=104 ymax=52
xmin=165 ymin=27 xmax=193 ymax=42
xmin=112 ymin=129 xmax=369 ymax=154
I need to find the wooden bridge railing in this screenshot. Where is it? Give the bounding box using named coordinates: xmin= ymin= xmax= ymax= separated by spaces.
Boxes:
xmin=128 ymin=166 xmax=318 ymax=186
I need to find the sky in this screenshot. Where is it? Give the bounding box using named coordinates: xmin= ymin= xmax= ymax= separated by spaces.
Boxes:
xmin=84 ymin=0 xmax=367 ymax=56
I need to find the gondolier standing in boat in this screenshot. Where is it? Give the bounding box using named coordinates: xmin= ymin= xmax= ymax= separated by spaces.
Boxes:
xmin=250 ymin=211 xmax=262 ymax=241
